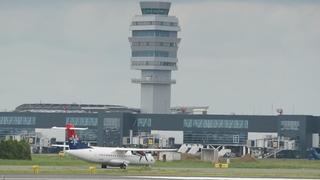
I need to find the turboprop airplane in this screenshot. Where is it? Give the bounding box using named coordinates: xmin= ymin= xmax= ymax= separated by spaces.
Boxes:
xmin=52 ymin=123 xmax=176 ymax=169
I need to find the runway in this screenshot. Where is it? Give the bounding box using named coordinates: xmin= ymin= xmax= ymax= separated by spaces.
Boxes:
xmin=0 ymin=175 xmax=319 ymax=180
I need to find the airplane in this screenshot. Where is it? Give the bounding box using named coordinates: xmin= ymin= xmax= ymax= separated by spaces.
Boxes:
xmin=52 ymin=123 xmax=177 ymax=169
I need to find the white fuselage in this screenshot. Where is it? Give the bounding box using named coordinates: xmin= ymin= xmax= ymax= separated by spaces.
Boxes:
xmin=66 ymin=147 xmax=155 ymax=167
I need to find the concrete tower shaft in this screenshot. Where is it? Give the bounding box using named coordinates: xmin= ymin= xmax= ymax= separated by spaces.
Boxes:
xmin=129 ymin=1 xmax=180 ymax=114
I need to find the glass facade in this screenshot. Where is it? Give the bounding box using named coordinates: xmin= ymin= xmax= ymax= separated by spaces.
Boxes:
xmin=132 ymin=21 xmax=178 ymax=26
xmin=0 ymin=127 xmax=35 ymax=140
xmin=135 ymin=118 xmax=152 ymax=136
xmin=137 ymin=118 xmax=151 ymax=128
xmin=66 ymin=117 xmax=98 ymax=126
xmin=104 ymin=118 xmax=121 ymax=147
xmin=0 ymin=116 xmax=36 ymax=125
xmin=76 ymin=128 xmax=97 ymax=142
xmin=131 ymin=42 xmax=177 ymax=47
xmin=132 ymin=30 xmax=177 ymax=37
xmin=141 ymin=8 xmax=169 ymax=15
xmin=104 ymin=118 xmax=120 ymax=130
xmin=65 ymin=117 xmax=98 ymax=144
xmin=132 ymin=50 xmax=176 ymax=58
xmin=132 ymin=61 xmax=176 ymax=67
xmin=183 ymin=119 xmax=248 ymax=129
xmin=233 ymin=135 xmax=240 ymax=143
xmin=184 ymin=131 xmax=247 ymax=145
xmin=280 ymin=121 xmax=300 ymax=131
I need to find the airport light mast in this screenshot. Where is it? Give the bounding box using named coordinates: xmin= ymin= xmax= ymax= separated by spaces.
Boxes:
xmin=129 ymin=1 xmax=181 ymax=114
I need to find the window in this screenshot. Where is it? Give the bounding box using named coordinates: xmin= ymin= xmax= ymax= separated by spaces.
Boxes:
xmin=0 ymin=127 xmax=35 ymax=139
xmin=75 ymin=128 xmax=98 ymax=141
xmin=183 ymin=119 xmax=248 ymax=129
xmin=183 ymin=119 xmax=193 ymax=128
xmin=137 ymin=118 xmax=151 ymax=128
xmin=141 ymin=8 xmax=169 ymax=15
xmin=131 ymin=61 xmax=176 ymax=67
xmin=132 ymin=30 xmax=177 ymax=38
xmin=233 ymin=135 xmax=240 ymax=143
xmin=0 ymin=116 xmax=36 ymax=125
xmin=155 ymin=51 xmax=169 ymax=57
xmin=280 ymin=121 xmax=300 ymax=131
xmin=184 ymin=131 xmax=247 ymax=145
xmin=104 ymin=118 xmax=120 ymax=130
xmin=66 ymin=117 xmax=98 ymax=126
xmin=132 ymin=21 xmax=178 ymax=27
xmin=131 ymin=41 xmax=177 ymax=47
xmin=132 ymin=51 xmax=172 ymax=57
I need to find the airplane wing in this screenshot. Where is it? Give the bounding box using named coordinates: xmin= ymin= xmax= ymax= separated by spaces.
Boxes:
xmin=52 ymin=126 xmax=88 ymax=130
xmin=115 ymin=147 xmax=177 ymax=153
xmin=51 ymin=144 xmax=69 ymax=148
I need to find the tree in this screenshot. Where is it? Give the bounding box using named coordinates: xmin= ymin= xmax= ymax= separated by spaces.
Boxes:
xmin=0 ymin=139 xmax=31 ymax=160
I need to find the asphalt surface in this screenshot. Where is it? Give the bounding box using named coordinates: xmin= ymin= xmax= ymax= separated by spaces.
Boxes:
xmin=0 ymin=175 xmax=319 ymax=180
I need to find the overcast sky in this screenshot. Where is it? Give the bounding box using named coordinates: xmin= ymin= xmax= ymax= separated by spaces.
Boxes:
xmin=0 ymin=0 xmax=319 ymax=115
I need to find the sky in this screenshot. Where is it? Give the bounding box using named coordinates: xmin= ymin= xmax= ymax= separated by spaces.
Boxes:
xmin=0 ymin=0 xmax=319 ymax=115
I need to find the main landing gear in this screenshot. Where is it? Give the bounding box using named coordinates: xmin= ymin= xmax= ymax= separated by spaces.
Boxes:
xmin=120 ymin=163 xmax=127 ymax=169
xmin=101 ymin=163 xmax=127 ymax=169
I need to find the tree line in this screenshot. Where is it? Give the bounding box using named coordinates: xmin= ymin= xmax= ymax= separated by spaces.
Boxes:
xmin=0 ymin=139 xmax=31 ymax=160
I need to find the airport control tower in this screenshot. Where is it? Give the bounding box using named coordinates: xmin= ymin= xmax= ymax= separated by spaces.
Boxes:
xmin=129 ymin=1 xmax=181 ymax=114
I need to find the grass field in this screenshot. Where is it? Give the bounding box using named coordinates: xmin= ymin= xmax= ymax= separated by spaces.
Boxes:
xmin=0 ymin=154 xmax=88 ymax=166
xmin=1 ymin=154 xmax=320 ymax=178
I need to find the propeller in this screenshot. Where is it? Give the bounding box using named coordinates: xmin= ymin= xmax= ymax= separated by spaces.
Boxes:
xmin=133 ymin=151 xmax=148 ymax=162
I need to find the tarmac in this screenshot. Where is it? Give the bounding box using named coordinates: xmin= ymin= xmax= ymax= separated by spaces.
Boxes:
xmin=0 ymin=165 xmax=319 ymax=180
xmin=0 ymin=175 xmax=319 ymax=180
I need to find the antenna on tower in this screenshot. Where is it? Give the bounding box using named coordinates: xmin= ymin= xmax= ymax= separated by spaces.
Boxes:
xmin=276 ymin=108 xmax=283 ymax=115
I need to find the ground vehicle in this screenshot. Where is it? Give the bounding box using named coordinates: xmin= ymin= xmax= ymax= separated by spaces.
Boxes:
xmin=276 ymin=150 xmax=300 ymax=159
xmin=308 ymin=147 xmax=320 ymax=160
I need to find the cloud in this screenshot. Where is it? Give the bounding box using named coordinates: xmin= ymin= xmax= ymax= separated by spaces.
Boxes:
xmin=172 ymin=1 xmax=320 ymax=114
xmin=0 ymin=0 xmax=319 ymax=115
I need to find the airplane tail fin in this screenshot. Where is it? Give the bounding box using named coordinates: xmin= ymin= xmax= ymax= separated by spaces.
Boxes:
xmin=53 ymin=123 xmax=89 ymax=150
xmin=65 ymin=123 xmax=89 ymax=150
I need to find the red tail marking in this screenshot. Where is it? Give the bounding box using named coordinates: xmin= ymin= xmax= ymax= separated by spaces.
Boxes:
xmin=66 ymin=123 xmax=76 ymax=140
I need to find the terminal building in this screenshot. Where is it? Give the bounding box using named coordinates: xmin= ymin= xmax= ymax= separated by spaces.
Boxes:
xmin=0 ymin=1 xmax=319 ymax=159
xmin=0 ymin=103 xmax=319 ymax=158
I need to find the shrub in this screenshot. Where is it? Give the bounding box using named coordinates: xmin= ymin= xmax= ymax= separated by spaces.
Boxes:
xmin=0 ymin=139 xmax=31 ymax=160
